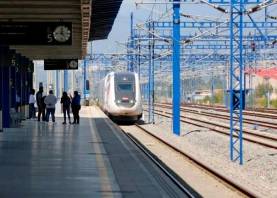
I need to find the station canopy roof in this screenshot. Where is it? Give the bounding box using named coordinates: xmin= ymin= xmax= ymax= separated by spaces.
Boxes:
xmin=0 ymin=0 xmax=123 ymax=60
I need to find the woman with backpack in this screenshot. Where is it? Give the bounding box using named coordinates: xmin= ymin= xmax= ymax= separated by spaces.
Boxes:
xmin=60 ymin=91 xmax=71 ymax=124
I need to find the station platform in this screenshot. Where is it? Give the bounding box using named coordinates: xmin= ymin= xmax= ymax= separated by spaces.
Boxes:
xmin=0 ymin=106 xmax=191 ymax=197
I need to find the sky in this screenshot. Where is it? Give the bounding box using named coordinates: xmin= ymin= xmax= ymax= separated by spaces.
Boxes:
xmin=90 ymin=0 xmax=229 ymax=54
xmin=91 ymin=0 xmax=174 ymax=54
xmin=90 ymin=0 xmax=277 ymax=55
xmin=92 ymin=0 xmax=137 ymax=54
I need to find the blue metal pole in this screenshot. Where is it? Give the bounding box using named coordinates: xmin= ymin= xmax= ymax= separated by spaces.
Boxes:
xmin=130 ymin=12 xmax=134 ymax=72
xmin=83 ymin=59 xmax=87 ymax=99
xmin=148 ymin=40 xmax=151 ymax=122
xmin=151 ymin=22 xmax=155 ymax=124
xmin=265 ymin=7 xmax=268 ymax=40
xmin=229 ymin=0 xmax=235 ymax=163
xmin=239 ymin=0 xmax=244 ymax=165
xmin=56 ymin=71 xmax=59 ymax=98
xmin=173 ymin=0 xmax=181 ymax=135
xmin=148 ymin=22 xmax=151 ymax=123
xmin=230 ymin=0 xmax=244 ymax=165
xmin=64 ymin=70 xmax=68 ymax=92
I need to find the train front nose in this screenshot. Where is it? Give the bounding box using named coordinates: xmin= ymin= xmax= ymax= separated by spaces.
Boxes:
xmin=115 ymin=96 xmax=136 ymax=108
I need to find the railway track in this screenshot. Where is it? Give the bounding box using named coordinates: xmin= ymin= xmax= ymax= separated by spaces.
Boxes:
xmin=119 ymin=124 xmax=259 ymax=198
xmin=108 ymin=123 xmax=198 ymax=198
xmin=184 ymin=103 xmax=277 ymax=120
xmin=185 ymin=103 xmax=277 ymax=114
xmin=123 ymin=131 xmax=197 ymax=197
xmin=155 ymin=103 xmax=277 ymax=130
xmin=144 ymin=108 xmax=277 ymax=150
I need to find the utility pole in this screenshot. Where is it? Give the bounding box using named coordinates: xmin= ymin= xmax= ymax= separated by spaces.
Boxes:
xmin=128 ymin=12 xmax=134 ymax=72
xmin=229 ymin=0 xmax=244 ymax=165
xmin=172 ymin=0 xmax=181 ymax=135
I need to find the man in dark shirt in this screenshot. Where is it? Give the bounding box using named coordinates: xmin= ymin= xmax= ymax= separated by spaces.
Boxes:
xmin=36 ymin=87 xmax=45 ymax=121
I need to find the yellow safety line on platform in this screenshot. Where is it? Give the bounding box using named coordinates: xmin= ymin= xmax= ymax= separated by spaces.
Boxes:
xmin=89 ymin=118 xmax=114 ymax=197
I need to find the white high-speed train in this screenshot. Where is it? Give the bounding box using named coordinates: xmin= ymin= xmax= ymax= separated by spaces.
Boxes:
xmin=95 ymin=72 xmax=143 ymax=121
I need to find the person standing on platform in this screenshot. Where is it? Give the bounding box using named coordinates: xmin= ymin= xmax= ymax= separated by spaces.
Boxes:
xmin=71 ymin=91 xmax=81 ymax=124
xmin=28 ymin=89 xmax=36 ymax=119
xmin=44 ymin=90 xmax=57 ymax=122
xmin=36 ymin=87 xmax=45 ymax=121
xmin=60 ymin=92 xmax=71 ymax=124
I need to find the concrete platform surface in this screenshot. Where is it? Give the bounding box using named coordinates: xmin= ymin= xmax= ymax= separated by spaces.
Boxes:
xmin=0 ymin=107 xmax=190 ymax=198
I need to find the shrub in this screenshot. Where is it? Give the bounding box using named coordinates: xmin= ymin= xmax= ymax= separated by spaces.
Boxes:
xmin=256 ymin=97 xmax=267 ymax=108
xmin=214 ymin=90 xmax=224 ymax=104
xmin=270 ymin=99 xmax=277 ymax=108
xmin=255 ymin=83 xmax=273 ymax=98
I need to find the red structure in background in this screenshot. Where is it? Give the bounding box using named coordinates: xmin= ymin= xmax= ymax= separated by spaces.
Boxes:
xmin=245 ymin=67 xmax=277 ymax=80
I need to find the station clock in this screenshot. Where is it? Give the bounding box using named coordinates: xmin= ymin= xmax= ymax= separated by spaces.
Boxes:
xmin=53 ymin=25 xmax=71 ymax=43
xmin=68 ymin=60 xmax=78 ymax=69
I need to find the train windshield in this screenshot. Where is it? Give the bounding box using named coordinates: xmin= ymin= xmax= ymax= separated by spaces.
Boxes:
xmin=117 ymin=84 xmax=133 ymax=92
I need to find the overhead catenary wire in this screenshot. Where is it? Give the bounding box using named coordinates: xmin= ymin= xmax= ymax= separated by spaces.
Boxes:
xmin=246 ymin=0 xmax=277 ymax=14
xmin=108 ymin=0 xmax=277 ymax=98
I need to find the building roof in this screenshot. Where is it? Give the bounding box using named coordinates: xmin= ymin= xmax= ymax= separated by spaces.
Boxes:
xmin=249 ymin=67 xmax=277 ymax=80
xmin=89 ymin=0 xmax=123 ymax=41
xmin=0 ymin=0 xmax=123 ymax=60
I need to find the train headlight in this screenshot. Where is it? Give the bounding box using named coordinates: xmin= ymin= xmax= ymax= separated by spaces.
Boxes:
xmin=116 ymin=100 xmax=121 ymax=104
xmin=130 ymin=100 xmax=134 ymax=104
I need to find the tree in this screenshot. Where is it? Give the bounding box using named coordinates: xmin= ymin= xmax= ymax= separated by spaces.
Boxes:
xmin=255 ymin=83 xmax=273 ymax=98
xmin=271 ymin=99 xmax=277 ymax=108
xmin=214 ymin=90 xmax=224 ymax=104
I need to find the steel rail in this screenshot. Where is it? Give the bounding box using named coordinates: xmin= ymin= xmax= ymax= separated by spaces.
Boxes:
xmin=156 ymin=103 xmax=277 ymax=129
xmin=145 ymin=109 xmax=277 ymax=149
xmin=124 ymin=132 xmax=197 ymax=198
xmin=133 ymin=124 xmax=260 ymax=198
xmin=184 ymin=103 xmax=277 ymax=117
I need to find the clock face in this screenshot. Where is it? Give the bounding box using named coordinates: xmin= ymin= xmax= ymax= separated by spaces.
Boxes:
xmin=53 ymin=26 xmax=71 ymax=43
xmin=68 ymin=60 xmax=78 ymax=69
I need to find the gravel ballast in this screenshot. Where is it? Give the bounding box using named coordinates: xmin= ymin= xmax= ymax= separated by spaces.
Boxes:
xmin=143 ymin=111 xmax=277 ymax=197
